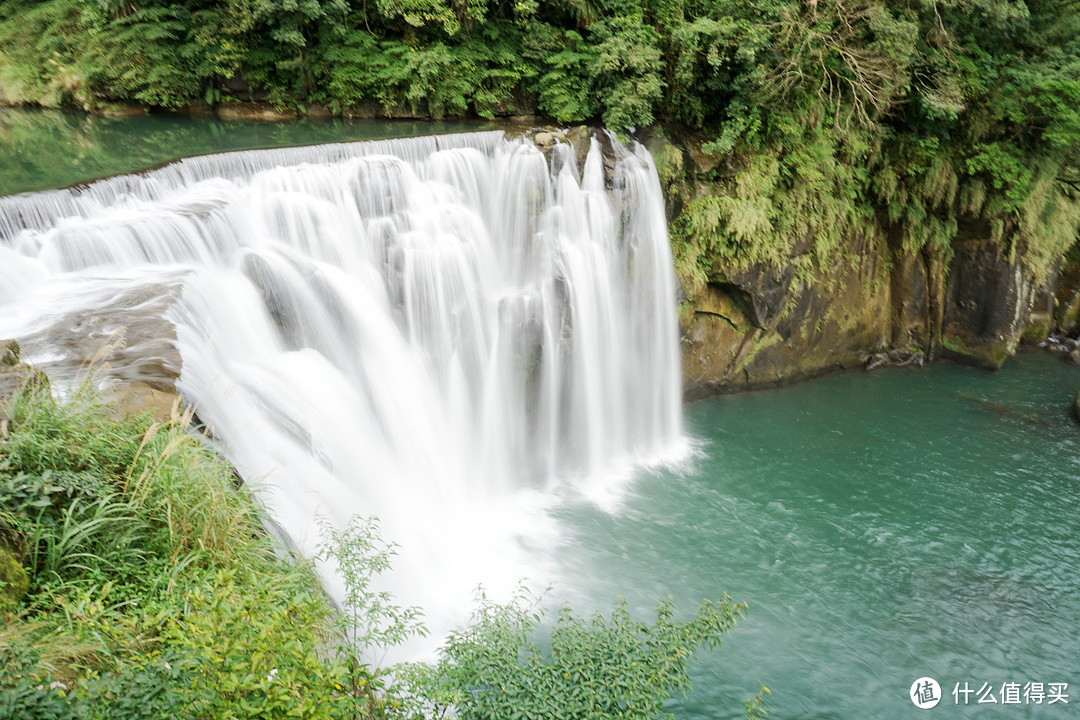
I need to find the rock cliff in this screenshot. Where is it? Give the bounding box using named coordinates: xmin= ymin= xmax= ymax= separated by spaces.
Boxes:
xmin=645 ymin=131 xmax=1078 ymax=398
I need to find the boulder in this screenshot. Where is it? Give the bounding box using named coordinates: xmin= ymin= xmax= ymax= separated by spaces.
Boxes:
xmin=564 ymin=125 xmax=592 ymax=170
xmin=104 ymin=381 xmax=180 ymax=423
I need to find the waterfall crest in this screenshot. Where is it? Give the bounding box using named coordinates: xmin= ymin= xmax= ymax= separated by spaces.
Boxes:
xmin=0 ymin=130 xmax=685 ymax=650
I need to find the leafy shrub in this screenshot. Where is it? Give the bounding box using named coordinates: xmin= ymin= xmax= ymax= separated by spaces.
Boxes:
xmin=404 ymin=587 xmax=747 ymax=720
xmin=590 ymin=15 xmax=664 ymax=131
xmin=85 ymin=6 xmax=200 ymax=108
xmin=0 ymin=645 xmax=79 ymax=720
xmin=528 ymin=26 xmax=598 ymax=123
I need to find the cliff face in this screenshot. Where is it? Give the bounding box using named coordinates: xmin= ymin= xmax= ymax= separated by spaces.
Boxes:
xmin=679 ymin=238 xmax=891 ymax=398
xmin=647 ymin=132 xmax=1078 ymax=399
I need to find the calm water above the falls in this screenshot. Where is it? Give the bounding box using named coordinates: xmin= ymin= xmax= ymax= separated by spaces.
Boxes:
xmin=551 ymin=349 xmax=1080 ymax=719
xmin=0 ymin=106 xmax=488 ymax=196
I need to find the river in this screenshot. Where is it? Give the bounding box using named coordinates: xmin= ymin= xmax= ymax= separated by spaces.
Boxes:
xmin=2 ymin=107 xmax=1078 ymax=719
xmin=551 ymin=349 xmax=1080 ymax=718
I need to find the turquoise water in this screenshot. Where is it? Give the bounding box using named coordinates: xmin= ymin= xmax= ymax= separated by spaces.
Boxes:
xmin=5 ymin=108 xmax=1078 ymax=717
xmin=551 ymin=350 xmax=1080 ymax=718
xmin=0 ymin=107 xmax=488 ymax=196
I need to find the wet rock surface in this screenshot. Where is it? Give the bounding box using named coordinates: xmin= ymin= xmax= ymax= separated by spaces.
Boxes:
xmin=3 ymin=278 xmax=184 ymax=422
xmin=655 ymin=130 xmax=1077 ymax=398
xmin=680 ymin=236 xmax=893 ymax=397
xmin=940 ymin=233 xmax=1038 ymax=369
xmin=16 ymin=280 xmax=183 ymax=391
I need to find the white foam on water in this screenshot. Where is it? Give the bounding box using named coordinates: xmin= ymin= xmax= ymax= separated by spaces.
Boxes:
xmin=0 ymin=129 xmax=686 ymax=661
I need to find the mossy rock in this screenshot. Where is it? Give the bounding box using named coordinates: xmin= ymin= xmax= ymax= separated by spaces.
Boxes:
xmin=0 ymin=546 xmax=29 ymax=614
xmin=940 ymin=329 xmax=1011 ymax=369
xmin=1021 ymin=313 xmax=1053 ymax=344
xmin=1 ymin=339 xmax=18 ymax=367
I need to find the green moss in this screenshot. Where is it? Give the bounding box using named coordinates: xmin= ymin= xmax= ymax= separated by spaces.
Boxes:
xmin=669 ymin=127 xmax=880 ymax=302
xmin=677 ymin=300 xmax=696 ymax=331
xmin=1021 ymin=316 xmax=1052 ymax=342
xmin=1 ymin=339 xmax=18 ymax=367
xmin=649 ymin=137 xmax=687 ymax=207
xmin=940 ymin=331 xmax=1010 ymax=369
xmin=0 ymin=546 xmax=28 ymax=614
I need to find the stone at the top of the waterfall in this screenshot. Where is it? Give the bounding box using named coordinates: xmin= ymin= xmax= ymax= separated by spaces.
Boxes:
xmin=564 ymin=126 xmax=591 ymax=169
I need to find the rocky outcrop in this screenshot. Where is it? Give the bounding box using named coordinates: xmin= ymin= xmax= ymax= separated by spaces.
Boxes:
xmin=14 ymin=281 xmax=182 ymax=397
xmin=651 ymin=133 xmax=1076 ymax=398
xmin=681 ymin=241 xmax=893 ymax=397
xmin=1054 ymin=250 xmax=1080 ymax=335
xmin=1 ymin=318 xmax=181 ymax=425
xmin=939 ymin=229 xmax=1040 ymax=368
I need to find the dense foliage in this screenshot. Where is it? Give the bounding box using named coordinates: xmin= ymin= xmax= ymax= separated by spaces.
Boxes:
xmin=0 ymin=380 xmax=357 ymax=719
xmin=2 ymin=0 xmax=1077 ymax=289
xmin=0 ymin=377 xmax=755 ymax=718
xmin=659 ymin=0 xmax=1080 ymax=290
xmin=403 ymin=588 xmax=750 ymax=720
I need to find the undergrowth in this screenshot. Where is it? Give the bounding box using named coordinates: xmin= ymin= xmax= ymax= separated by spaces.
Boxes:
xmin=0 ymin=377 xmax=359 ymax=718
xmin=0 ymin=374 xmax=759 ymax=719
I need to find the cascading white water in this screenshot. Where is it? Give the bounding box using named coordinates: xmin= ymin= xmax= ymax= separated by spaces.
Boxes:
xmin=0 ymin=129 xmax=685 ymax=655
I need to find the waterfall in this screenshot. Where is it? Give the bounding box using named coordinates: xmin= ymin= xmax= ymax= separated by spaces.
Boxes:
xmin=0 ymin=129 xmax=685 ymax=653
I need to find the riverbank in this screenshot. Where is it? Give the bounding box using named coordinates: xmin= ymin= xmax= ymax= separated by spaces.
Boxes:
xmin=0 ymin=97 xmax=518 ymax=122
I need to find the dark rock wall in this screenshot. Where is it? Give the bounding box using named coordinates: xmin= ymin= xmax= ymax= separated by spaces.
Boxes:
xmin=655 ymin=137 xmax=1079 ymax=399
xmin=939 ymin=234 xmax=1039 ymax=368
xmin=681 ymin=236 xmax=893 ymax=398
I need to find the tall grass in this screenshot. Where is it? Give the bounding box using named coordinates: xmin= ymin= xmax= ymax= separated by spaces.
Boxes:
xmin=0 ymin=375 xmax=355 ymax=718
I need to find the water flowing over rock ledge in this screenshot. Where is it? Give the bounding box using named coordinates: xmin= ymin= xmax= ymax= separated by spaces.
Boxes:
xmin=2 ymin=117 xmax=1077 ymax=405
xmin=0 ymin=128 xmax=686 ymax=652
